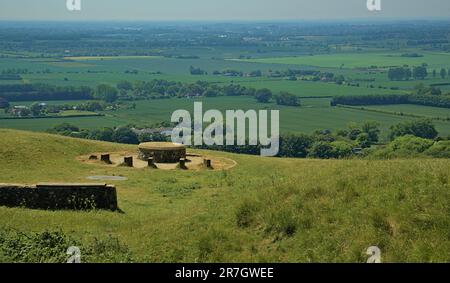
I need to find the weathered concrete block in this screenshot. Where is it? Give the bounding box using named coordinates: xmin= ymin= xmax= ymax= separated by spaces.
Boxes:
xmin=0 ymin=183 xmax=118 ymax=211
xmin=203 ymin=159 xmax=213 ymax=169
xmin=178 ymin=158 xmax=188 ymax=170
xmin=124 ymin=156 xmax=133 ymax=167
xmin=147 ymin=157 xmax=158 ymax=169
xmin=101 ymin=154 xmax=112 ymax=164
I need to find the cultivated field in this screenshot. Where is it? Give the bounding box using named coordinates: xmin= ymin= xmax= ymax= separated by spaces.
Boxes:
xmin=3 ymin=97 xmax=450 ymax=138
xmin=234 ymin=51 xmax=450 ymax=70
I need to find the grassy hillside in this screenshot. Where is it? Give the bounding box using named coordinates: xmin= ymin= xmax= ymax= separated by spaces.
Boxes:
xmin=0 ymin=129 xmax=449 ymax=262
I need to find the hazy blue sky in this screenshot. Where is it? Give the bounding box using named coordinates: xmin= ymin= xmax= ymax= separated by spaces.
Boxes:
xmin=1 ymin=0 xmax=449 ymax=21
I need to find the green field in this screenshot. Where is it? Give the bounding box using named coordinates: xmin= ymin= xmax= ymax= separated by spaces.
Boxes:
xmin=362 ymin=104 xmax=450 ymax=119
xmin=65 ymin=56 xmax=163 ymax=61
xmin=2 ymin=97 xmax=450 ymax=138
xmin=1 ymin=129 xmax=449 ymax=262
xmin=234 ymin=51 xmax=450 ymax=70
xmin=236 ymin=79 xmax=406 ymax=97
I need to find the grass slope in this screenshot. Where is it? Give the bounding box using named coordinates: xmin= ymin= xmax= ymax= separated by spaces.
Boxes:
xmin=0 ymin=129 xmax=449 ymax=262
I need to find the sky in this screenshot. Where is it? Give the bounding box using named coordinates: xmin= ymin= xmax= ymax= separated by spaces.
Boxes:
xmin=0 ymin=0 xmax=450 ymax=21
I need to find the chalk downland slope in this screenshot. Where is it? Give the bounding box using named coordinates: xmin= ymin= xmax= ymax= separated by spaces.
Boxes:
xmin=0 ymin=129 xmax=449 ymax=262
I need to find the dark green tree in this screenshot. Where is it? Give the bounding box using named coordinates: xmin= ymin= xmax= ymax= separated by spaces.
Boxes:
xmin=275 ymin=92 xmax=300 ymax=106
xmin=440 ymin=68 xmax=447 ymax=79
xmin=0 ymin=97 xmax=9 ymax=108
xmin=389 ymin=119 xmax=438 ymax=140
xmin=29 ymin=102 xmax=42 ymax=116
xmin=413 ymin=66 xmax=428 ymax=80
xmin=255 ymin=88 xmax=272 ymax=103
xmin=117 ymin=81 xmax=133 ymax=91
xmin=94 ymin=84 xmax=118 ymax=103
xmin=112 ymin=127 xmax=139 ymax=144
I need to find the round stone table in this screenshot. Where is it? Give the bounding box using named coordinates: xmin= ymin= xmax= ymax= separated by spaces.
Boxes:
xmin=138 ymin=142 xmax=186 ymax=163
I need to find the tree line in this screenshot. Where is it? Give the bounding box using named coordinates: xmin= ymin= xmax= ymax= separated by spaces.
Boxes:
xmin=331 ymin=93 xmax=450 ymax=109
xmin=48 ymin=119 xmax=447 ymax=159
xmin=388 ymin=65 xmax=449 ymax=81
xmin=0 ymin=84 xmax=92 ymax=102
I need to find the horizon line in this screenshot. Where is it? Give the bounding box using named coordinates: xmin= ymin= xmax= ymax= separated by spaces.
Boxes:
xmin=1 ymin=17 xmax=450 ymax=23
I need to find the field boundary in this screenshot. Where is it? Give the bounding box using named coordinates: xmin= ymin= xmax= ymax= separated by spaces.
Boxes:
xmin=0 ymin=113 xmax=104 ymax=120
xmin=336 ymin=104 xmax=450 ymax=121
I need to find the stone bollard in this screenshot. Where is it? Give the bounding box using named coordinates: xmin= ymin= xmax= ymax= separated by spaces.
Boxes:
xmin=147 ymin=157 xmax=158 ymax=169
xmin=124 ymin=156 xmax=133 ymax=167
xmin=203 ymin=159 xmax=213 ymax=169
xmin=178 ymin=158 xmax=188 ymax=170
xmin=101 ymin=154 xmax=112 ymax=164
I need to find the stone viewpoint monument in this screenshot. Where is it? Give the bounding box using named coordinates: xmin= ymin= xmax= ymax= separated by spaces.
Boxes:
xmin=138 ymin=142 xmax=186 ymax=163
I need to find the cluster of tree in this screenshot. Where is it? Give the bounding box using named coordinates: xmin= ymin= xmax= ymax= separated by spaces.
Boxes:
xmin=248 ymin=70 xmax=262 ymax=77
xmin=4 ymin=100 xmax=127 ymax=117
xmin=48 ymin=123 xmax=169 ymax=144
xmin=124 ymin=70 xmax=139 ymax=75
xmin=49 ymin=120 xmax=381 ymax=159
xmin=176 ymin=55 xmax=200 ymax=59
xmin=414 ymin=83 xmax=443 ymax=96
xmin=265 ymin=69 xmax=345 ymax=84
xmin=0 ymin=74 xmax=22 ymax=80
xmin=389 ymin=119 xmax=438 ymax=140
xmin=255 ymin=88 xmax=273 ymax=103
xmin=331 ymin=93 xmax=450 ymax=109
xmin=0 ymin=97 xmax=9 ymax=108
xmin=331 ymin=94 xmax=409 ymax=106
xmin=431 ymin=68 xmax=449 ymax=79
xmin=115 ymin=79 xmax=274 ymax=100
xmin=401 ymin=53 xmax=423 ymax=58
xmin=387 ymin=66 xmax=428 ymax=81
xmin=195 ymin=122 xmax=380 ymax=158
xmin=94 ymin=84 xmax=118 ymax=103
xmin=189 ymin=66 xmax=207 ymax=75
xmin=207 ymin=67 xmax=344 ymax=83
xmin=1 ymin=68 xmax=29 ymax=74
xmin=274 ymin=92 xmax=300 ymax=106
xmin=0 ymin=84 xmax=93 ymax=102
xmin=48 ymin=118 xmax=448 ymax=160
xmin=253 ymin=89 xmax=300 ymax=106
xmin=371 ymin=135 xmax=449 ymax=159
xmin=212 ymin=69 xmax=244 ymax=77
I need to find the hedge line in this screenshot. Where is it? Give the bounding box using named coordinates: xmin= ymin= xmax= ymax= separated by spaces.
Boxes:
xmin=331 ymin=94 xmax=450 ymax=108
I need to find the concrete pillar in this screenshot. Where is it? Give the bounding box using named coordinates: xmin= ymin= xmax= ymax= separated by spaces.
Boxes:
xmin=204 ymin=159 xmax=212 ymax=169
xmin=124 ymin=156 xmax=133 ymax=167
xmin=101 ymin=154 xmax=112 ymax=164
xmin=148 ymin=157 xmax=157 ymax=169
xmin=178 ymin=158 xmax=188 ymax=170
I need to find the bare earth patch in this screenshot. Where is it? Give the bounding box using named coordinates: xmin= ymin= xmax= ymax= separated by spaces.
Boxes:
xmin=77 ymin=151 xmax=237 ymax=171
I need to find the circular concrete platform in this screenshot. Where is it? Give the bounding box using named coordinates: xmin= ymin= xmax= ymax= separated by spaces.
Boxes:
xmin=138 ymin=142 xmax=186 ymax=163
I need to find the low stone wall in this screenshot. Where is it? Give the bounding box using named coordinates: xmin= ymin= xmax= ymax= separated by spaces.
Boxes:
xmin=0 ymin=183 xmax=118 ymax=211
